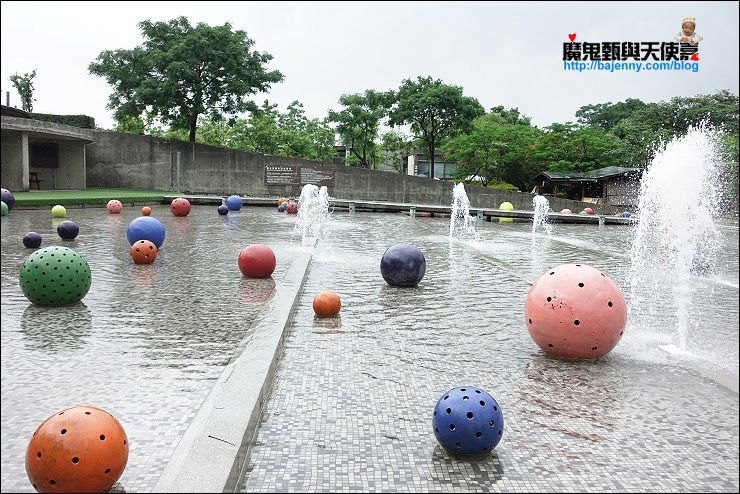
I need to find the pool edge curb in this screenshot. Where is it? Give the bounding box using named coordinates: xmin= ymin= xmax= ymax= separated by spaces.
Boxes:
xmin=152 ymin=243 xmax=314 ymax=493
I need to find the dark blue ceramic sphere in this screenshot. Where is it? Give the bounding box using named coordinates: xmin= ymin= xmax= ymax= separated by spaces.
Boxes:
xmin=57 ymin=220 xmax=79 ymax=240
xmin=225 ymin=195 xmax=242 ymax=211
xmin=0 ymin=188 xmax=15 ymax=209
xmin=127 ymin=216 xmax=165 ymax=249
xmin=380 ymin=243 xmax=426 ymax=287
xmin=277 ymin=205 xmax=286 ymax=212
xmin=433 ymin=387 xmax=504 ymax=456
xmin=217 ymin=205 xmax=229 ymax=215
xmin=23 ymin=231 xmax=43 ymax=248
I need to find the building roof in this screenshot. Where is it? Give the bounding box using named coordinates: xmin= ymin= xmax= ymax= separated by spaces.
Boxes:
xmin=532 ymin=166 xmax=643 ymax=183
xmin=1 ymin=105 xmax=31 ymax=118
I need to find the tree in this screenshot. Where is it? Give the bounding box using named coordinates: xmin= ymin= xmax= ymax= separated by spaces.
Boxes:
xmin=378 ymin=130 xmax=417 ymax=173
xmin=533 ymin=123 xmax=627 ymax=173
xmin=328 ymin=90 xmax=392 ymax=168
xmin=89 ymin=16 xmax=283 ymax=143
xmin=443 ymin=113 xmax=541 ymax=189
xmin=575 ymin=98 xmax=646 ymax=132
xmin=388 ymin=76 xmax=484 ymax=179
xmin=9 ymin=69 xmax=37 ymax=112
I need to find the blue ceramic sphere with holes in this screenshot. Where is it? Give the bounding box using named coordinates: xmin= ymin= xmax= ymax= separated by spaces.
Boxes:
xmin=380 ymin=243 xmax=426 ymax=287
xmin=127 ymin=216 xmax=165 ymax=249
xmin=225 ymin=195 xmax=242 ymax=211
xmin=432 ymin=387 xmax=504 ymax=456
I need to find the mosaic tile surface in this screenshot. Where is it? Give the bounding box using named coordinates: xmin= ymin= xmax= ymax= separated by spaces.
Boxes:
xmin=242 ymin=214 xmax=739 ymax=492
xmin=1 ymin=205 xmax=302 ymax=492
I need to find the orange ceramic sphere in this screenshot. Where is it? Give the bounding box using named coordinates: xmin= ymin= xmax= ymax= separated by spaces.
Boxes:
xmin=141 ymin=206 xmax=152 ymax=216
xmin=25 ymin=406 xmax=129 ymax=493
xmin=312 ymin=291 xmax=342 ymax=318
xmin=277 ymin=197 xmax=288 ymax=206
xmin=130 ymin=239 xmax=158 ymax=264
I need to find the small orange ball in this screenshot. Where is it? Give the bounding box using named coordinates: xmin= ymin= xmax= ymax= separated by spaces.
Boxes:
xmin=277 ymin=197 xmax=288 ymax=206
xmin=130 ymin=239 xmax=158 ymax=264
xmin=25 ymin=405 xmax=129 ymax=493
xmin=141 ymin=206 xmax=152 ymax=216
xmin=312 ymin=291 xmax=342 ymax=318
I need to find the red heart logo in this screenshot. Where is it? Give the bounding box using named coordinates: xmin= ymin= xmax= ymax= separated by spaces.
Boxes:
xmin=568 ymin=33 xmax=577 ymax=42
xmin=690 ymin=53 xmax=699 ymax=61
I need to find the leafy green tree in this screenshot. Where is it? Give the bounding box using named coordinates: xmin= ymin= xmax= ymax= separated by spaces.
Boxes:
xmin=114 ymin=115 xmax=147 ymax=134
xmin=388 ymin=76 xmax=484 ymax=179
xmin=9 ymin=69 xmax=37 ymax=112
xmin=89 ymin=16 xmax=283 ymax=143
xmin=328 ymin=90 xmax=392 ymax=168
xmin=443 ymin=113 xmax=540 ymax=189
xmin=488 ymin=105 xmax=532 ymax=126
xmin=533 ymin=123 xmax=627 ymax=172
xmin=378 ymin=130 xmax=417 ymax=173
xmin=575 ymin=98 xmax=646 ymax=132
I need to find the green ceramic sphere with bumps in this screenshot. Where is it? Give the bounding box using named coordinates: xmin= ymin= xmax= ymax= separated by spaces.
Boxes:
xmin=19 ymin=246 xmax=92 ymax=306
xmin=1 ymin=201 xmax=8 ymax=216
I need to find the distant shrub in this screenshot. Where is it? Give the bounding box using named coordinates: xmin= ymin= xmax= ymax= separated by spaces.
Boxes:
xmin=31 ymin=113 xmax=96 ymax=129
xmin=487 ymin=181 xmax=520 ymax=192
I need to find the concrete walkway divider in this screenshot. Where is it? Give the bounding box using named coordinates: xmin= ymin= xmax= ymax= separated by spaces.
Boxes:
xmin=153 ymin=242 xmax=315 ymax=493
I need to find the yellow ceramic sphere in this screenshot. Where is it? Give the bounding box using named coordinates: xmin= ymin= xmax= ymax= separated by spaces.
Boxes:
xmin=51 ymin=205 xmax=67 ymax=218
xmin=499 ymin=202 xmax=514 ymax=211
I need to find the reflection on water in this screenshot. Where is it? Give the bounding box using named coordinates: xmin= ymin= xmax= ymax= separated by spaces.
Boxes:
xmin=21 ymin=302 xmax=92 ymax=352
xmin=239 ymin=277 xmax=277 ymax=305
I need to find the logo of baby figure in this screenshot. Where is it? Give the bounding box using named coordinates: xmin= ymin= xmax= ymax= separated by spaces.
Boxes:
xmin=675 ymin=16 xmax=702 ymax=61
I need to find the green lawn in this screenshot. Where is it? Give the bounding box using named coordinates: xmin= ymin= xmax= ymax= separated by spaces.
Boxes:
xmin=9 ymin=189 xmax=177 ymax=207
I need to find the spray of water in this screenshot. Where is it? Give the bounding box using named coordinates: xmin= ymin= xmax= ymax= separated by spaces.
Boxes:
xmin=449 ymin=183 xmax=479 ymax=241
xmin=295 ymin=184 xmax=331 ymax=245
xmin=532 ymin=195 xmax=553 ymax=236
xmin=627 ymin=126 xmax=725 ymax=351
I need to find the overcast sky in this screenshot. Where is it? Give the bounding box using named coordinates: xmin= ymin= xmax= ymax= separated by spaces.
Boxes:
xmin=1 ymin=1 xmax=738 ymax=131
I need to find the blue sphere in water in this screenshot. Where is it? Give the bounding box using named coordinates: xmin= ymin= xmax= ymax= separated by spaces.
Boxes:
xmin=23 ymin=231 xmax=43 ymax=248
xmin=621 ymin=211 xmax=632 ymax=218
xmin=225 ymin=195 xmax=242 ymax=211
xmin=277 ymin=205 xmax=286 ymax=212
xmin=1 ymin=188 xmax=15 ymax=209
xmin=217 ymin=205 xmax=229 ymax=215
xmin=127 ymin=216 xmax=165 ymax=248
xmin=380 ymin=243 xmax=426 ymax=287
xmin=57 ymin=220 xmax=79 ymax=240
xmin=433 ymin=387 xmax=504 ymax=456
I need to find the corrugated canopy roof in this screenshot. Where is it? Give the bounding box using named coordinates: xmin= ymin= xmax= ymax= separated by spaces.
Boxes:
xmin=532 ymin=166 xmax=643 ymax=182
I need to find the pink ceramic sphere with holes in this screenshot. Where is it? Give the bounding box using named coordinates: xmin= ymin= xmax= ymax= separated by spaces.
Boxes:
xmin=170 ymin=198 xmax=191 ymax=217
xmin=524 ymin=263 xmax=627 ymax=359
xmin=583 ymin=207 xmax=594 ymax=215
xmin=106 ymin=200 xmax=123 ymax=214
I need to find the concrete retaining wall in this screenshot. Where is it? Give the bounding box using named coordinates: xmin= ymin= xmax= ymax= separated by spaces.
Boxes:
xmin=86 ymin=130 xmax=597 ymax=213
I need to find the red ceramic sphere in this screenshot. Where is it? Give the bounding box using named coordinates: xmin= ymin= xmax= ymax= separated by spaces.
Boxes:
xmin=106 ymin=200 xmax=122 ymax=214
xmin=583 ymin=207 xmax=594 ymax=215
xmin=170 ymin=198 xmax=191 ymax=217
xmin=130 ymin=239 xmax=158 ymax=264
xmin=524 ymin=263 xmax=627 ymax=359
xmin=141 ymin=206 xmax=152 ymax=216
xmin=285 ymin=202 xmax=298 ymax=215
xmin=25 ymin=406 xmax=129 ymax=493
xmin=238 ymin=244 xmax=276 ymax=278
